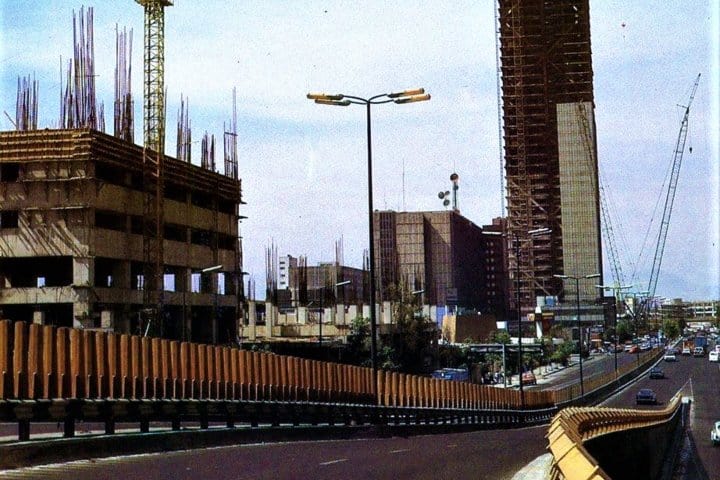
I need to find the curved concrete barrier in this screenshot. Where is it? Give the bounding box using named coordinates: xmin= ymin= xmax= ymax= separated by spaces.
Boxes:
xmin=547 ymin=394 xmax=681 ymax=479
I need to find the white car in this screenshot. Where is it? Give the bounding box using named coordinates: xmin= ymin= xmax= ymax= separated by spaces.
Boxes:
xmin=709 ymin=351 xmax=719 ymax=362
xmin=664 ymin=352 xmax=677 ymax=362
xmin=712 ymin=421 xmax=720 ymax=445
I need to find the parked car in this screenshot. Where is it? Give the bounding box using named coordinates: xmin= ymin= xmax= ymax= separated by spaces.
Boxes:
xmin=636 ymin=388 xmax=658 ymax=405
xmin=709 ymin=351 xmax=719 ymax=362
xmin=649 ymin=367 xmax=664 ymax=379
xmin=627 ymin=345 xmax=639 ymax=354
xmin=664 ymin=351 xmax=677 ymax=362
xmin=712 ymin=421 xmax=720 ymax=445
xmin=521 ymin=371 xmax=537 ymax=385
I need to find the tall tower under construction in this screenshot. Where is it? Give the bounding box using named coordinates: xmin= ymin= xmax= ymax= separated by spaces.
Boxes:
xmin=498 ymin=0 xmax=603 ymax=317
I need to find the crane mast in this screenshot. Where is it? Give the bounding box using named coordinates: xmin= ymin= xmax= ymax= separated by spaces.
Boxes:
xmin=647 ymin=74 xmax=700 ymax=301
xmin=136 ymin=0 xmax=172 ymax=335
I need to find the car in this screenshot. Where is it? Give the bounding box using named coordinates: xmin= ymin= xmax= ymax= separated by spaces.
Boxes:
xmin=627 ymin=345 xmax=639 ymax=354
xmin=693 ymin=347 xmax=705 ymax=357
xmin=664 ymin=352 xmax=677 ymax=362
xmin=712 ymin=421 xmax=720 ymax=445
xmin=649 ymin=367 xmax=664 ymax=379
xmin=521 ymin=371 xmax=537 ymax=385
xmin=682 ymin=347 xmax=692 ymax=355
xmin=636 ymin=388 xmax=658 ymax=405
xmin=709 ymin=351 xmax=719 ymax=362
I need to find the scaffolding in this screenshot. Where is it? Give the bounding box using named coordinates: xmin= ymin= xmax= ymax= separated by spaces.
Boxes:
xmin=498 ymin=0 xmax=596 ymax=312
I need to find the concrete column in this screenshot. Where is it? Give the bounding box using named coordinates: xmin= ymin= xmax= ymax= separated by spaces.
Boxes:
xmin=248 ymin=301 xmax=257 ymax=341
xmin=382 ymin=301 xmax=392 ymax=325
xmin=265 ymin=302 xmax=275 ymax=337
xmin=73 ymin=257 xmax=94 ymax=287
xmin=347 ymin=305 xmax=358 ymax=321
xmin=100 ymin=310 xmax=114 ymax=329
xmin=298 ymin=306 xmax=308 ymax=325
xmin=336 ymin=304 xmax=345 ymax=325
xmin=33 ymin=311 xmax=46 ymax=325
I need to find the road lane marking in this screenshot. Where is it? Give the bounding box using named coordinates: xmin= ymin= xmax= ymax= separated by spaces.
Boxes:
xmin=319 ymin=458 xmax=348 ymax=466
xmin=389 ymin=448 xmax=410 ymax=454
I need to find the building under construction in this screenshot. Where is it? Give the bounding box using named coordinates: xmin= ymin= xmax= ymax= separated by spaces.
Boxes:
xmin=0 ymin=5 xmax=243 ymax=345
xmin=0 ymin=129 xmax=243 ymax=344
xmin=498 ymin=0 xmax=603 ymax=315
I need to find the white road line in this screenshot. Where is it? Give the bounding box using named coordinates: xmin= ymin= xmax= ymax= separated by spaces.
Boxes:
xmin=319 ymin=458 xmax=348 ymax=466
xmin=389 ymin=448 xmax=410 ymax=454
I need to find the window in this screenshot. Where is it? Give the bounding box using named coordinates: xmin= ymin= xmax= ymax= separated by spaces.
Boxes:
xmin=0 ymin=210 xmax=19 ymax=228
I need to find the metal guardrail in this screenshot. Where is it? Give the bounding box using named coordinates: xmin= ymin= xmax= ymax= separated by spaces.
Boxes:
xmin=0 ymin=398 xmax=559 ymax=442
xmin=547 ymin=395 xmax=682 ymax=480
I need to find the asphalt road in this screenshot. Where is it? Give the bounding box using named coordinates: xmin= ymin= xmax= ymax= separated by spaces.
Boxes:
xmin=599 ymin=351 xmax=719 ymax=478
xmin=0 ymin=426 xmax=548 ymax=480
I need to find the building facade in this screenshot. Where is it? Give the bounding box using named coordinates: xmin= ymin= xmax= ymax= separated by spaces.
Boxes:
xmin=0 ymin=129 xmax=243 ymax=344
xmin=373 ymin=210 xmax=496 ymax=315
xmin=499 ymin=0 xmax=603 ymax=314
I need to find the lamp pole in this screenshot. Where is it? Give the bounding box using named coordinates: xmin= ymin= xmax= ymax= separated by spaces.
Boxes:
xmin=596 ymin=283 xmax=632 ymax=379
xmin=512 ymin=227 xmax=551 ymax=409
xmin=555 ymin=272 xmax=600 ymax=400
xmin=308 ymin=89 xmax=430 ymax=390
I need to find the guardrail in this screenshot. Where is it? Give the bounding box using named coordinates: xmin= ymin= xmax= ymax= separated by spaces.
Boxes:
xmin=547 ymin=395 xmax=682 ymax=480
xmin=0 ymin=397 xmax=559 ymax=442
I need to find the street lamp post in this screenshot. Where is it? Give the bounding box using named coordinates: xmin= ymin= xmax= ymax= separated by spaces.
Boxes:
xmin=554 ymin=272 xmax=601 ymax=400
xmin=320 ymin=280 xmax=352 ymax=347
xmin=308 ymin=89 xmax=430 ymax=387
xmin=513 ymin=227 xmax=551 ymax=409
xmin=595 ymin=283 xmax=632 ymax=379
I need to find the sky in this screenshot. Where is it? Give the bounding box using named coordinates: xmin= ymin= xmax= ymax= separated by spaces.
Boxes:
xmin=1 ymin=1 xmax=718 ymax=303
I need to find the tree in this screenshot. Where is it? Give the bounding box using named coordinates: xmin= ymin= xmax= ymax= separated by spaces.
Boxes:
xmin=662 ymin=319 xmax=680 ymax=340
xmin=380 ymin=283 xmax=437 ymax=373
xmin=347 ymin=316 xmax=370 ymax=365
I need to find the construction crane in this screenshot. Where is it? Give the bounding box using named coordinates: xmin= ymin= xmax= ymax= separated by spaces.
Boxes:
xmin=135 ymin=0 xmax=172 ymax=335
xmin=627 ymin=74 xmax=701 ymax=326
xmin=647 ymin=74 xmax=701 ymax=300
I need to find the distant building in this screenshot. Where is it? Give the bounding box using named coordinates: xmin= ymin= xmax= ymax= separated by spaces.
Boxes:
xmin=373 ymin=210 xmax=498 ymax=318
xmin=278 ymin=254 xmax=297 ymax=290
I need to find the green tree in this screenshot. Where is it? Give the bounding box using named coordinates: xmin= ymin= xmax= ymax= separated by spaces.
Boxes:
xmin=347 ymin=316 xmax=370 ymax=365
xmin=662 ymin=319 xmax=680 ymax=340
xmin=380 ymin=283 xmax=437 ymax=373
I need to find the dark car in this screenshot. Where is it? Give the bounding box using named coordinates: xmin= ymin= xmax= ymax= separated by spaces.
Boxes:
xmin=636 ymin=388 xmax=658 ymax=405
xmin=649 ymin=367 xmax=664 ymax=379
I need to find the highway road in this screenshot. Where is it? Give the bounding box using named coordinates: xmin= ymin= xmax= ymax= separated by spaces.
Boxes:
xmin=1 ymin=349 xmax=717 ymax=479
xmin=600 ymin=350 xmax=719 ymax=478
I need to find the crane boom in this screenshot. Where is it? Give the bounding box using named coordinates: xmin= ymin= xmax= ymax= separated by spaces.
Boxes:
xmin=647 ymin=73 xmax=701 ymax=299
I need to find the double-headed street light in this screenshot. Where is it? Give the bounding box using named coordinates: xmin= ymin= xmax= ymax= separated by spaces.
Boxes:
xmin=307 ymin=88 xmax=431 ymax=388
xmin=554 ymin=272 xmax=601 ymax=400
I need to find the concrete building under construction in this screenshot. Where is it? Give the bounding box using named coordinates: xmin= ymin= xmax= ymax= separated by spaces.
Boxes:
xmin=0 ymin=129 xmax=243 ymax=344
xmin=498 ymin=0 xmax=603 ymax=315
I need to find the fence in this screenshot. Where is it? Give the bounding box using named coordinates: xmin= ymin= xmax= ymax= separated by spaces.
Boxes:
xmin=0 ymin=320 xmax=554 ymax=410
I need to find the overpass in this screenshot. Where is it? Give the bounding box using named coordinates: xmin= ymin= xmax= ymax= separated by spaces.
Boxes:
xmin=0 ymin=319 xmax=707 ymax=478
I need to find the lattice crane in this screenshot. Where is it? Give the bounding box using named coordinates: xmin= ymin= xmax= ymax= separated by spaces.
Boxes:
xmin=647 ymin=74 xmax=701 ymax=301
xmin=135 ymin=0 xmax=172 ymax=335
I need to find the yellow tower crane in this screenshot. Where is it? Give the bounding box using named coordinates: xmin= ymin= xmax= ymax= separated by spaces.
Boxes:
xmin=135 ymin=0 xmax=172 ymax=336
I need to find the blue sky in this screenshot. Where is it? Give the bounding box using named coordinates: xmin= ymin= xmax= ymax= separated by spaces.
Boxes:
xmin=1 ymin=1 xmax=718 ymax=303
